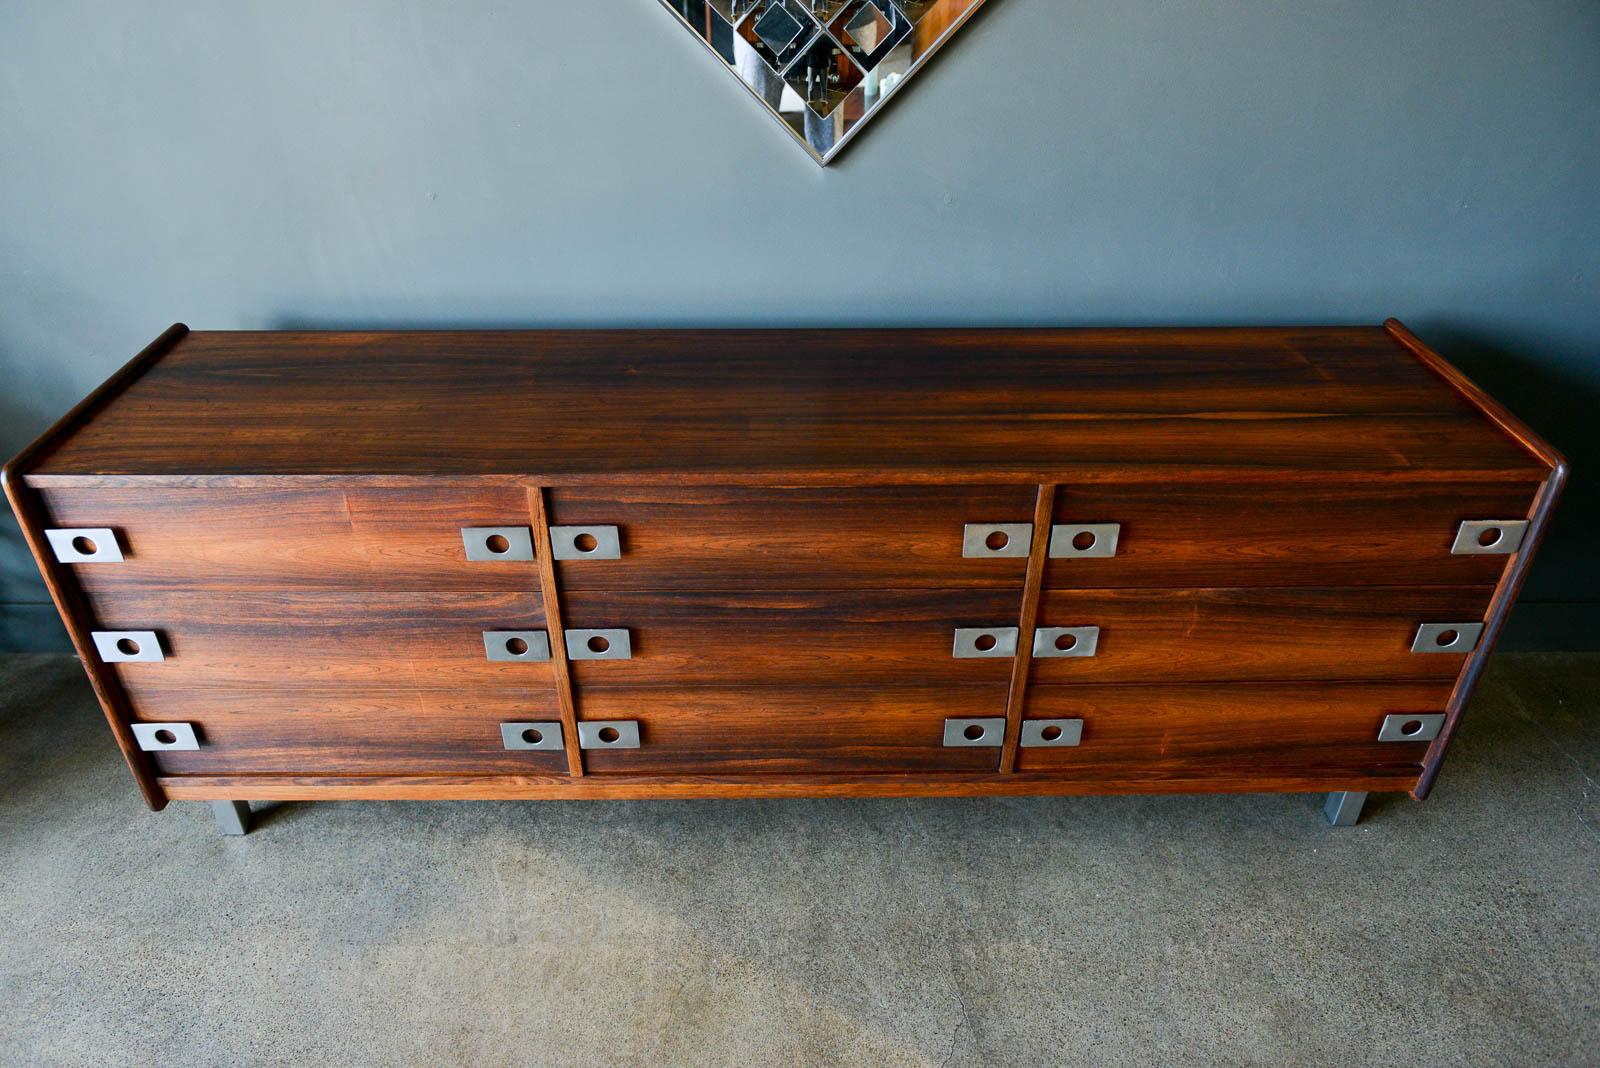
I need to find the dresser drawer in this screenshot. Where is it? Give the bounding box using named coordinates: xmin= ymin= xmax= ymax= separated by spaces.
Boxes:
xmin=545 ymin=485 xmax=1037 ymax=590
xmin=1045 ymin=481 xmax=1538 ymax=588
xmin=1029 ymin=586 xmax=1494 ymax=683
xmin=1015 ymin=682 xmax=1450 ymax=777
xmin=37 ymin=485 xmax=540 ymax=591
xmin=577 ymin=686 xmax=1004 ymax=774
xmin=83 ymin=590 xmax=558 ymax=689
xmin=130 ymin=685 xmax=568 ymax=776
xmin=560 ymin=588 xmax=1021 ymax=687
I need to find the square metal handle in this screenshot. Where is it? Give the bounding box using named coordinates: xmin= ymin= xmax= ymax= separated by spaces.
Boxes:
xmin=1411 ymin=623 xmax=1484 ymax=654
xmin=1049 ymin=523 xmax=1120 ymax=559
xmin=952 ymin=627 xmax=1019 ymax=658
xmin=1033 ymin=626 xmax=1099 ymax=658
xmin=483 ymin=631 xmax=552 ymax=662
xmin=962 ymin=523 xmax=1033 ymax=559
xmin=943 ymin=717 xmax=1006 ymax=747
xmin=1451 ymin=520 xmax=1529 ymax=556
xmin=566 ymin=629 xmax=632 ymax=660
xmin=462 ymin=527 xmax=535 ymax=562
xmin=91 ymin=631 xmax=164 ymax=663
xmin=131 ymin=722 xmax=199 ymax=751
xmin=1378 ymin=713 xmax=1445 ymax=742
xmin=578 ymin=721 xmax=641 ymax=749
xmin=45 ymin=528 xmax=123 ymax=563
xmin=549 ymin=526 xmax=622 ymax=560
xmin=1020 ymin=719 xmax=1084 ymax=747
xmin=500 ymin=722 xmax=565 ymax=750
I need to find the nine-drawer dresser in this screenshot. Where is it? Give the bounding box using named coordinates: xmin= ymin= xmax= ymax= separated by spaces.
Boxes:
xmin=4 ymin=323 xmax=1565 ymax=834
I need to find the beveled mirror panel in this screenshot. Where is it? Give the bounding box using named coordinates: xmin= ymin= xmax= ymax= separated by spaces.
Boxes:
xmin=658 ymin=0 xmax=991 ymax=164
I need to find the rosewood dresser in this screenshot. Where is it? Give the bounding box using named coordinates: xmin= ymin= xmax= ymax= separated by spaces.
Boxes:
xmin=4 ymin=323 xmax=1565 ymax=834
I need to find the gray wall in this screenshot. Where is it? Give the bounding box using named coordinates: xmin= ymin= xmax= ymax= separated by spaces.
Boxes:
xmin=2 ymin=0 xmax=1597 ymax=650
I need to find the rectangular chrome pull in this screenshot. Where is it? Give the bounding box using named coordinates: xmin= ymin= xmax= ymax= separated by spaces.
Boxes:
xmin=566 ymin=629 xmax=632 ymax=660
xmin=1033 ymin=626 xmax=1099 ymax=658
xmin=942 ymin=717 xmax=1005 ymax=747
xmin=1411 ymin=623 xmax=1484 ymax=654
xmin=1048 ymin=523 xmax=1120 ymax=559
xmin=578 ymin=721 xmax=641 ymax=749
xmin=91 ymin=631 xmax=164 ymax=663
xmin=1020 ymin=719 xmax=1084 ymax=747
xmin=1451 ymin=520 xmax=1529 ymax=556
xmin=461 ymin=526 xmax=535 ymax=562
xmin=500 ymin=722 xmax=565 ymax=750
xmin=952 ymin=627 xmax=1019 ymax=658
xmin=549 ymin=525 xmax=622 ymax=560
xmin=45 ymin=528 xmax=123 ymax=563
xmin=483 ymin=631 xmax=552 ymax=662
xmin=1378 ymin=713 xmax=1445 ymax=742
xmin=131 ymin=722 xmax=199 ymax=751
xmin=962 ymin=523 xmax=1033 ymax=558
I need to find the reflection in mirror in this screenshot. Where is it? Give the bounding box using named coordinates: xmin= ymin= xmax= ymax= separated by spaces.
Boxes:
xmin=843 ymin=3 xmax=894 ymax=52
xmin=659 ymin=0 xmax=991 ymax=164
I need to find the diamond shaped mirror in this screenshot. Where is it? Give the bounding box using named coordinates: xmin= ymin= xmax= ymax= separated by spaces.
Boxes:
xmin=658 ymin=0 xmax=991 ymax=165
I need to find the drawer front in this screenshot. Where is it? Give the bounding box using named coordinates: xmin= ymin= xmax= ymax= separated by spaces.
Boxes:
xmin=577 ymin=686 xmax=1006 ymax=774
xmin=1045 ymin=481 xmax=1538 ymax=588
xmin=1029 ymin=586 xmax=1493 ymax=683
xmin=561 ymin=589 xmax=1022 ymax=688
xmin=545 ymin=486 xmax=1037 ymax=590
xmin=131 ymin=686 xmax=568 ymax=775
xmin=1016 ymin=682 xmax=1451 ymax=778
xmin=84 ymin=590 xmax=557 ymax=689
xmin=38 ymin=485 xmax=540 ymax=591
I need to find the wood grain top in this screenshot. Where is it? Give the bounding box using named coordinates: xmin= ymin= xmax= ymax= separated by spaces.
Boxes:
xmin=17 ymin=325 xmax=1554 ymax=484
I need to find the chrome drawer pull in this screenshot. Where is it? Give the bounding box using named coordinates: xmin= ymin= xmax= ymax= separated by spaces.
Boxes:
xmin=952 ymin=627 xmax=1019 ymax=658
xmin=461 ymin=526 xmax=535 ymax=562
xmin=483 ymin=631 xmax=552 ymax=662
xmin=45 ymin=528 xmax=123 ymax=563
xmin=578 ymin=721 xmax=640 ymax=749
xmin=1451 ymin=520 xmax=1529 ymax=556
xmin=1378 ymin=714 xmax=1445 ymax=742
xmin=1020 ymin=719 xmax=1084 ymax=748
xmin=549 ymin=525 xmax=622 ymax=560
xmin=131 ymin=722 xmax=199 ymax=751
xmin=1048 ymin=523 xmax=1121 ymax=559
xmin=943 ymin=717 xmax=1006 ymax=747
xmin=91 ymin=631 xmax=164 ymax=663
xmin=962 ymin=523 xmax=1033 ymax=558
xmin=1033 ymin=626 xmax=1100 ymax=658
xmin=500 ymin=722 xmax=565 ymax=751
xmin=566 ymin=629 xmax=633 ymax=660
xmin=1411 ymin=622 xmax=1484 ymax=654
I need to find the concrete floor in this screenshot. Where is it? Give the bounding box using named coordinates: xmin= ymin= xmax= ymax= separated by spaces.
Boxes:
xmin=0 ymin=654 xmax=1595 ymax=1067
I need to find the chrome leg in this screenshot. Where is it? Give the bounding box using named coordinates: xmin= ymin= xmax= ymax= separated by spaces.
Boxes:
xmin=1323 ymin=791 xmax=1368 ymax=827
xmin=210 ymin=799 xmax=251 ymax=836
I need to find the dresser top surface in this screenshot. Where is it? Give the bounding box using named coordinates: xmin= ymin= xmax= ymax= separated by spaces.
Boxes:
xmin=18 ymin=325 xmax=1553 ymax=484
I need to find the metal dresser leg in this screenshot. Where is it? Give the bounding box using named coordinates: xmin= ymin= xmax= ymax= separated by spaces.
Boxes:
xmin=210 ymin=800 xmax=251 ymax=836
xmin=1323 ymin=791 xmax=1368 ymax=827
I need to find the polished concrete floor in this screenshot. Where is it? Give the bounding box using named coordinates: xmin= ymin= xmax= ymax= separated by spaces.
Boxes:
xmin=0 ymin=653 xmax=1595 ymax=1067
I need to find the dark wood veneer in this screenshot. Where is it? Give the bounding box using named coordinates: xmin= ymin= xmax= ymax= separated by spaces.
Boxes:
xmin=38 ymin=485 xmax=543 ymax=592
xmin=24 ymin=328 xmax=1545 ymax=483
xmin=577 ymin=686 xmax=1004 ymax=775
xmin=1045 ymin=481 xmax=1538 ymax=589
xmin=547 ymin=485 xmax=1036 ymax=589
xmin=1030 ymin=586 xmax=1495 ymax=684
xmin=88 ymin=589 xmax=554 ymax=690
xmin=561 ymin=588 xmax=1021 ymax=688
xmin=4 ymin=323 xmax=1562 ymax=814
xmin=1016 ymin=682 xmax=1451 ymax=774
xmin=141 ymin=687 xmax=568 ymax=776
